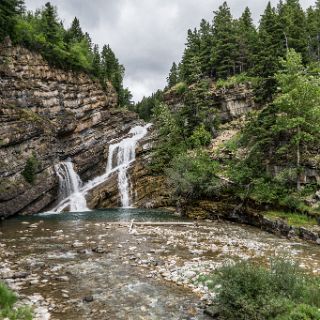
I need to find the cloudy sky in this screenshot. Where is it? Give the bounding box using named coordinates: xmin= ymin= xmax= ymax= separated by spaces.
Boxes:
xmin=25 ymin=0 xmax=315 ymax=102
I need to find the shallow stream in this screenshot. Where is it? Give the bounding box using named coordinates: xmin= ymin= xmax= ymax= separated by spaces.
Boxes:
xmin=0 ymin=209 xmax=319 ymax=319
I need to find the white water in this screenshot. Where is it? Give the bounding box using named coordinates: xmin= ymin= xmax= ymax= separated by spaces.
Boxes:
xmin=52 ymin=124 xmax=151 ymax=212
xmin=53 ymin=160 xmax=89 ymax=212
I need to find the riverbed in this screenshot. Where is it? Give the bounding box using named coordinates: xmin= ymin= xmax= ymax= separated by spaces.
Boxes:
xmin=0 ymin=209 xmax=319 ymax=319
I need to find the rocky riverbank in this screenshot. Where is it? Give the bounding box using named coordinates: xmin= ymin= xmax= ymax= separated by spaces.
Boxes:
xmin=183 ymin=200 xmax=320 ymax=245
xmin=0 ymin=210 xmax=319 ymax=319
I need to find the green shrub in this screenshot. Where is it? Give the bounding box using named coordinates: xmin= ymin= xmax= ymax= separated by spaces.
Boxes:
xmin=0 ymin=283 xmax=33 ymax=320
xmin=0 ymin=283 xmax=17 ymax=309
xmin=216 ymin=73 xmax=258 ymax=89
xmin=172 ymin=82 xmax=188 ymax=95
xmin=188 ymin=125 xmax=212 ymax=148
xmin=275 ymin=304 xmax=320 ymax=320
xmin=21 ymin=155 xmax=39 ymax=184
xmin=204 ymin=259 xmax=320 ymax=320
xmin=166 ymin=150 xmax=222 ymax=200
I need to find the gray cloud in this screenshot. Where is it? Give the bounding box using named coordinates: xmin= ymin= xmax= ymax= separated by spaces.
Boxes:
xmin=25 ymin=0 xmax=316 ymax=101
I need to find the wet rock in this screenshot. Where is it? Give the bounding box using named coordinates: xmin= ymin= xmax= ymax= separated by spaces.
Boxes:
xmin=92 ymin=246 xmax=109 ymax=254
xmin=184 ymin=270 xmax=197 ymax=279
xmin=77 ymin=249 xmax=92 ymax=254
xmin=204 ymin=306 xmax=220 ymax=318
xmin=28 ymin=224 xmax=39 ymax=229
xmin=83 ymin=295 xmax=94 ymax=303
xmin=55 ymin=276 xmax=70 ymax=282
xmin=12 ymin=272 xmax=29 ymax=279
xmin=72 ymin=241 xmax=84 ymax=248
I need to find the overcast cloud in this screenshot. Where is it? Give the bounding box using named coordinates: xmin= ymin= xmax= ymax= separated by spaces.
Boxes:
xmin=25 ymin=0 xmax=316 ymax=102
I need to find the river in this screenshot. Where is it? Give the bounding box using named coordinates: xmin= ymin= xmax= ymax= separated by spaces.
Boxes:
xmin=0 ymin=209 xmax=319 ymax=319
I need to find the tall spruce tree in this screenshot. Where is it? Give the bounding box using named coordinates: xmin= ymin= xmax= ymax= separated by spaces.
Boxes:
xmin=199 ymin=19 xmax=214 ymax=76
xmin=180 ymin=28 xmax=201 ymax=83
xmin=306 ymin=2 xmax=320 ymax=61
xmin=235 ymin=7 xmax=257 ymax=74
xmin=0 ymin=0 xmax=24 ymax=41
xmin=167 ymin=62 xmax=179 ymax=88
xmin=255 ymin=2 xmax=285 ymax=101
xmin=92 ymin=44 xmax=101 ymax=77
xmin=101 ymin=44 xmax=117 ymax=81
xmin=278 ymin=0 xmax=308 ymax=61
xmin=41 ymin=2 xmax=61 ymax=45
xmin=273 ymin=49 xmax=320 ymax=189
xmin=66 ymin=17 xmax=84 ymax=43
xmin=211 ymin=2 xmax=237 ymax=79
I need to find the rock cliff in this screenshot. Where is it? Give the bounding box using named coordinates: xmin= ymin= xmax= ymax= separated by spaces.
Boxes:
xmin=164 ymin=82 xmax=256 ymax=123
xmin=0 ymin=39 xmax=155 ymax=217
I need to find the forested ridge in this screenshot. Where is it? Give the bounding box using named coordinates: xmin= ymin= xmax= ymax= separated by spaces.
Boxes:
xmin=134 ymin=0 xmax=320 ymax=218
xmin=0 ymin=0 xmax=132 ymax=107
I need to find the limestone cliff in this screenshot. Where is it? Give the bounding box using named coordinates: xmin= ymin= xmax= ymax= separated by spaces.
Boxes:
xmin=164 ymin=82 xmax=256 ymax=123
xmin=0 ymin=40 xmax=150 ymax=217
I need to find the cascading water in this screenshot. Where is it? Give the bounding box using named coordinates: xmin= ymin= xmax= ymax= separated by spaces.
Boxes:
xmin=52 ymin=124 xmax=151 ymax=212
xmin=106 ymin=125 xmax=151 ymax=207
xmin=53 ymin=160 xmax=89 ymax=212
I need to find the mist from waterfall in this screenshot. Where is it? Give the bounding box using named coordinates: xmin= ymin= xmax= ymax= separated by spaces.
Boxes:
xmin=52 ymin=124 xmax=151 ymax=212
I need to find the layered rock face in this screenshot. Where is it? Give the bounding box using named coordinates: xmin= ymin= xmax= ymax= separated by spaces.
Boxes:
xmin=164 ymin=82 xmax=256 ymax=123
xmin=0 ymin=40 xmax=152 ymax=217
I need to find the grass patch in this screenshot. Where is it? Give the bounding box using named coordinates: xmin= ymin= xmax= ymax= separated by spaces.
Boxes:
xmin=265 ymin=210 xmax=318 ymax=227
xmin=200 ymin=259 xmax=320 ymax=320
xmin=216 ymin=73 xmax=258 ymax=89
xmin=0 ymin=282 xmax=33 ymax=319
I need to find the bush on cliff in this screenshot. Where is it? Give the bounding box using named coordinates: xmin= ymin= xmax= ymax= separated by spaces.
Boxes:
xmin=21 ymin=154 xmax=39 ymax=184
xmin=205 ymin=259 xmax=320 ymax=320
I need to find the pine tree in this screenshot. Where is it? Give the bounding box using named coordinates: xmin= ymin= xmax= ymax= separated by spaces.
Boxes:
xmin=180 ymin=28 xmax=201 ymax=83
xmin=199 ymin=19 xmax=214 ymax=76
xmin=211 ymin=2 xmax=237 ymax=79
xmin=92 ymin=44 xmax=101 ymax=77
xmin=66 ymin=17 xmax=83 ymax=43
xmin=0 ymin=0 xmax=24 ymax=41
xmin=181 ymin=79 xmax=214 ymax=138
xmin=101 ymin=44 xmax=118 ymax=81
xmin=235 ymin=7 xmax=257 ymax=74
xmin=278 ymin=0 xmax=308 ymax=61
xmin=167 ymin=62 xmax=179 ymax=88
xmin=272 ymin=50 xmax=320 ymax=189
xmin=255 ymin=2 xmax=285 ymax=101
xmin=306 ymin=3 xmax=320 ymax=61
xmin=188 ymin=55 xmax=202 ymax=83
xmin=84 ymin=32 xmax=92 ymax=51
xmin=41 ymin=2 xmax=61 ymax=45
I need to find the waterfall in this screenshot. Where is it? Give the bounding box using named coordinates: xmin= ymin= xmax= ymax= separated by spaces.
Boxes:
xmin=106 ymin=125 xmax=151 ymax=207
xmin=52 ymin=124 xmax=151 ymax=212
xmin=53 ymin=160 xmax=89 ymax=212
